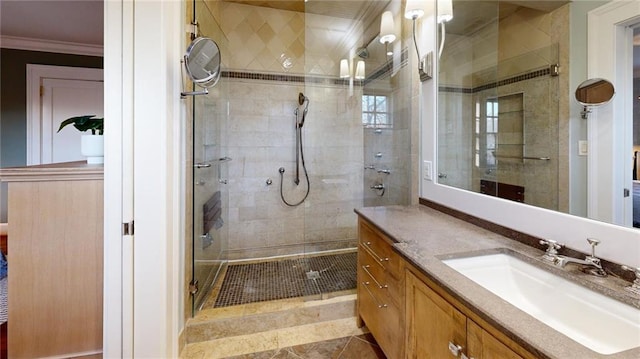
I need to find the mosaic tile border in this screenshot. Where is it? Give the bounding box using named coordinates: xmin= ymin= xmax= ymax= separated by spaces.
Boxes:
xmin=439 ymin=65 xmax=554 ymax=94
xmin=223 ymin=70 xmax=358 ymax=86
xmin=222 ymin=47 xmax=409 ymax=86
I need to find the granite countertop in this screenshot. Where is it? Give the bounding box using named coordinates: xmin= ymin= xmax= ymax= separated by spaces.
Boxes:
xmin=355 ymin=205 xmax=640 ymax=359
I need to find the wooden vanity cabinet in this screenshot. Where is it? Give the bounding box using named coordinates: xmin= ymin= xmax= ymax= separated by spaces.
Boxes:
xmin=406 ymin=269 xmax=533 ymax=359
xmin=357 ymin=219 xmax=404 ymax=359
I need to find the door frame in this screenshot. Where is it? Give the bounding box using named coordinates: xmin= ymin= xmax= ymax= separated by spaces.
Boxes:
xmin=587 ymin=1 xmax=640 ymax=227
xmin=26 ymin=64 xmax=103 ymax=165
xmin=103 ymin=0 xmax=185 ymax=357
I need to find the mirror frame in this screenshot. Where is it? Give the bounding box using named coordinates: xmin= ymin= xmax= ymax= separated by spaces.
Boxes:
xmin=419 ymin=1 xmax=639 ymax=267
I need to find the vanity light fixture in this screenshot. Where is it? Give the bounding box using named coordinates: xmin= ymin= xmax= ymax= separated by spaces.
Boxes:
xmin=379 ymin=11 xmax=396 ymax=56
xmin=340 ymin=59 xmax=350 ymax=78
xmin=355 ymin=60 xmax=365 ymax=80
xmin=404 ymin=0 xmax=431 ymax=81
xmin=437 ymin=0 xmax=454 ymax=58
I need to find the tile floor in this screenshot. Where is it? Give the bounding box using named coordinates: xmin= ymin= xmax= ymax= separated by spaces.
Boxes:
xmin=224 ymin=333 xmax=386 ymax=359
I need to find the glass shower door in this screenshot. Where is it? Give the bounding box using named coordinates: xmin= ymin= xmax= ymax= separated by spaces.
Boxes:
xmin=192 ymin=87 xmax=229 ymax=312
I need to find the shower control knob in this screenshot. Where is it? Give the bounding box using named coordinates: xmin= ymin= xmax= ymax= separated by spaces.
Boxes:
xmin=266 ymin=178 xmax=273 ymax=186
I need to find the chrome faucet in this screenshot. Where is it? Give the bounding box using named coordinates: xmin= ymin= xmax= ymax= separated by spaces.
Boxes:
xmin=539 ymin=239 xmax=563 ymax=263
xmin=554 ymin=238 xmax=607 ymax=277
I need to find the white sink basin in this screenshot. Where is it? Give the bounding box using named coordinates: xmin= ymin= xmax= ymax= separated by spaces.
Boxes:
xmin=443 ymin=253 xmax=640 ymax=355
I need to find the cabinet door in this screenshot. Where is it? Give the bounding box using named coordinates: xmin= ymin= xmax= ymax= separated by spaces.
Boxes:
xmin=467 ymin=320 xmax=523 ymax=359
xmin=406 ymin=271 xmax=467 ymax=359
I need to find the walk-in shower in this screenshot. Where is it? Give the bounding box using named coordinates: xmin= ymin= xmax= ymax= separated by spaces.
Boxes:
xmin=188 ymin=0 xmax=416 ymax=315
xmin=279 ymin=92 xmax=311 ymax=207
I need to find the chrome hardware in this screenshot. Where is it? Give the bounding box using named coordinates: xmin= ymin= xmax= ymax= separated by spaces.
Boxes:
xmin=364 ymin=164 xmax=376 ymax=170
xmin=448 ymin=342 xmax=464 ymax=357
xmin=374 ymin=128 xmax=383 ymax=134
xmin=200 ymin=233 xmax=213 ymax=250
xmin=554 ymin=238 xmax=606 ymax=277
xmin=375 ymin=152 xmax=383 ymax=158
xmin=266 ymin=178 xmax=273 ymax=186
xmin=438 ymin=172 xmax=448 ymax=179
xmin=370 ymin=183 xmax=385 ymax=196
xmin=361 ymin=281 xmax=387 ymax=308
xmin=362 ymin=242 xmax=389 ymax=263
xmin=362 ymin=265 xmax=387 ymax=289
xmin=189 ymin=279 xmax=199 ymax=295
xmin=621 ymin=265 xmax=640 ymax=295
xmin=194 ymin=157 xmax=232 ymax=168
xmin=539 ymin=239 xmax=563 ymax=263
xmin=377 ymin=169 xmax=391 ymax=174
xmin=122 ymin=221 xmax=135 ymax=236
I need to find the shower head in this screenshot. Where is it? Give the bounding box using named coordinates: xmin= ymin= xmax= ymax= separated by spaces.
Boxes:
xmin=298 ymin=92 xmax=309 ymax=106
xmin=296 ymin=93 xmax=310 ymax=128
xmin=356 ymin=46 xmax=369 ymax=59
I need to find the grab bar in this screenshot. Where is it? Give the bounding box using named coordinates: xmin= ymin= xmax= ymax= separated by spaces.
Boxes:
xmin=494 ymin=155 xmax=550 ymax=161
xmin=194 ymin=156 xmax=232 ymax=168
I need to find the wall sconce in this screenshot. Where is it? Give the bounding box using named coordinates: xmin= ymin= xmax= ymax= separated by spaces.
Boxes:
xmin=340 ymin=59 xmax=350 ymax=78
xmin=355 ymin=60 xmax=365 ymax=80
xmin=404 ymin=0 xmax=431 ymax=81
xmin=379 ymin=11 xmax=396 ymax=56
xmin=437 ymin=0 xmax=454 ymax=58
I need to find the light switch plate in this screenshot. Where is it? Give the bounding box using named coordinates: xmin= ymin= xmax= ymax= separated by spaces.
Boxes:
xmin=578 ymin=140 xmax=588 ymax=156
xmin=423 ymin=160 xmax=433 ymax=181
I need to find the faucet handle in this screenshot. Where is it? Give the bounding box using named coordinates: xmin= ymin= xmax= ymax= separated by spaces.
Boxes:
xmin=621 ymin=265 xmax=640 ymax=295
xmin=586 ymin=238 xmax=600 ymax=257
xmin=539 ymin=239 xmax=563 ymax=262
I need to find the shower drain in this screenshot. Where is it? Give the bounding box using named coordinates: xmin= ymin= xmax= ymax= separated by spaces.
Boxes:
xmin=306 ymin=270 xmax=321 ymax=280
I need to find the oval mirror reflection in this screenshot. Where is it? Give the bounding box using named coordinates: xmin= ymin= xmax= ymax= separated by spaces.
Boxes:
xmin=184 ymin=37 xmax=221 ymax=88
xmin=575 ymin=78 xmax=615 ymax=106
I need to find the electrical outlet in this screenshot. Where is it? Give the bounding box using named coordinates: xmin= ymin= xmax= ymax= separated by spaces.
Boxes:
xmin=423 ymin=161 xmax=433 ymax=181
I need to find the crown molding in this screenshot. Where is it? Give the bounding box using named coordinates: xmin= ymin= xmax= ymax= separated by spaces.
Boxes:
xmin=0 ymin=35 xmax=103 ymax=57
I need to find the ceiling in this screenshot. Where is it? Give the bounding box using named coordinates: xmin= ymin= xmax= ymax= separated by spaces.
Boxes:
xmin=0 ymin=0 xmax=103 ymax=45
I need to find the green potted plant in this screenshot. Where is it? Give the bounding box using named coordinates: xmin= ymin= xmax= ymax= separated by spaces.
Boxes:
xmin=57 ymin=115 xmax=104 ymax=164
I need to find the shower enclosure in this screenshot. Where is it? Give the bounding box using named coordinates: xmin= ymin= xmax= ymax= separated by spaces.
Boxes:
xmin=188 ymin=0 xmax=417 ymax=314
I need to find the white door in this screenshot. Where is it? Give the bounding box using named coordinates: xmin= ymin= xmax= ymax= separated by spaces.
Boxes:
xmin=41 ymin=78 xmax=104 ymax=164
xmin=587 ymin=1 xmax=640 ymax=227
xmin=26 ymin=64 xmax=104 ymax=165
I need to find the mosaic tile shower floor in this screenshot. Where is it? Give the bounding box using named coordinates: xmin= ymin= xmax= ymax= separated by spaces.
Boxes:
xmin=213 ymin=252 xmax=357 ymax=308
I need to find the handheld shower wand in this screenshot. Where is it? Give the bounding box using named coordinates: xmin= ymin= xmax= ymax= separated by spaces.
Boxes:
xmin=297 ymin=92 xmax=310 ymax=128
xmin=279 ymin=93 xmax=311 ymax=206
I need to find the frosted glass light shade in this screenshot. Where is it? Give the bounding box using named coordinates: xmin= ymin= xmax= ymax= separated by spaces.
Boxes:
xmin=379 ymin=11 xmax=396 ymax=44
xmin=437 ymin=0 xmax=453 ymax=23
xmin=404 ymin=0 xmax=424 ymax=19
xmin=340 ymin=59 xmax=350 ymax=78
xmin=355 ymin=61 xmax=365 ymax=80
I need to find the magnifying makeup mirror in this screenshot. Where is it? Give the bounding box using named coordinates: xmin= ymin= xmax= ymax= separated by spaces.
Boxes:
xmin=575 ymin=78 xmax=615 ymax=119
xmin=181 ymin=36 xmax=221 ymax=96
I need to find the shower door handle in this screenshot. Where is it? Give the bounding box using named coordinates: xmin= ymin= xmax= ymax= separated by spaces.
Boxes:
xmin=194 ymin=163 xmax=211 ymax=168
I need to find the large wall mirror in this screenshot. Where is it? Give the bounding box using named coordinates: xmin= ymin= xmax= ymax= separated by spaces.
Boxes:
xmin=437 ymin=0 xmax=640 ymax=230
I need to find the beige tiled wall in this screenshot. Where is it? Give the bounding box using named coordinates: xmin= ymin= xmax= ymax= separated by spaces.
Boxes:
xmin=188 ymin=1 xmax=417 ymax=260
xmin=224 ymin=79 xmax=363 ymax=259
xmin=218 ymin=2 xmax=361 ymax=76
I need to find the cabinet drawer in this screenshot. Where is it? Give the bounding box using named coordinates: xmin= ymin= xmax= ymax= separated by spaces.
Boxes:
xmin=358 ymin=249 xmax=401 ymax=306
xmin=359 ymin=221 xmax=401 ymax=278
xmin=358 ymin=280 xmax=403 ymax=359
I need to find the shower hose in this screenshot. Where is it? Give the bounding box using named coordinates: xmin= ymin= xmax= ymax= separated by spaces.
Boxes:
xmin=279 ymin=111 xmax=310 ymax=207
